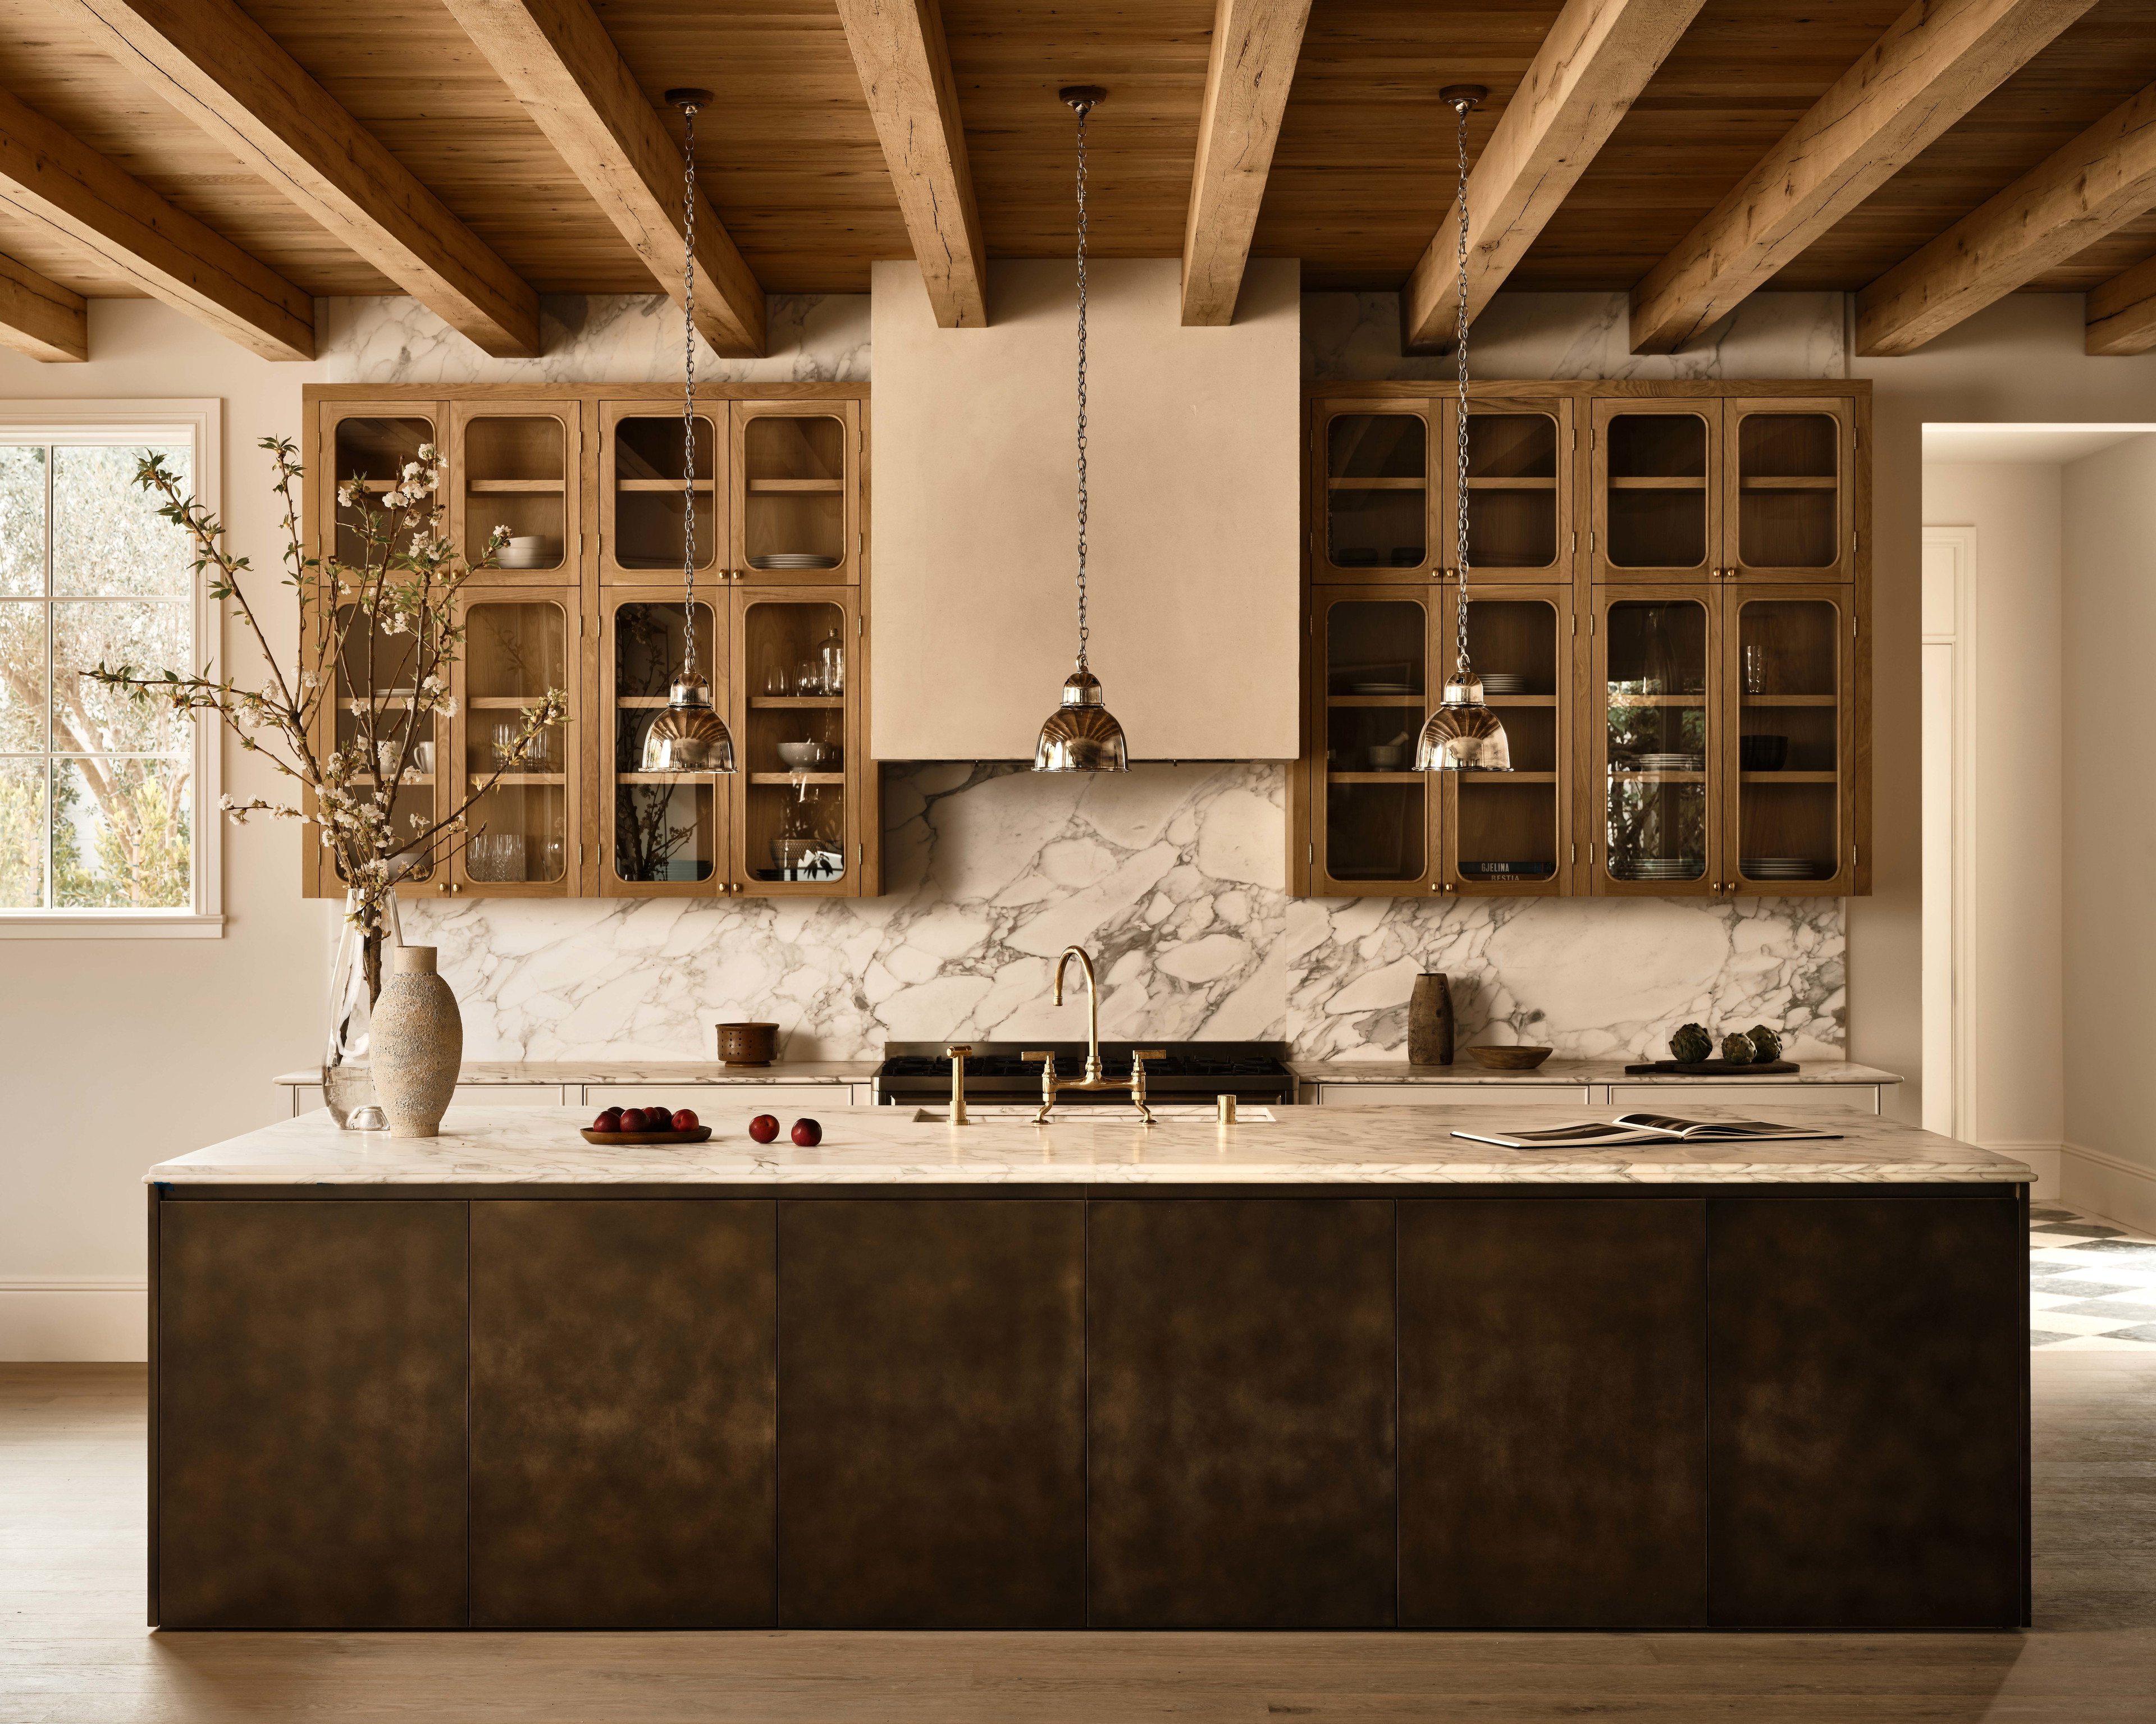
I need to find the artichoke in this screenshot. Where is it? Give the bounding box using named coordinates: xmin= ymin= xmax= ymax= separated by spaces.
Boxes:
xmin=1747 ymin=1024 xmax=1785 ymax=1063
xmin=1670 ymin=1022 xmax=1712 ymax=1064
xmin=1721 ymin=1032 xmax=1757 ymax=1066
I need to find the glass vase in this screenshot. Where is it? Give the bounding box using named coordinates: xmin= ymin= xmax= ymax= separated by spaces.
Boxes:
xmin=323 ymin=888 xmax=398 ymax=1129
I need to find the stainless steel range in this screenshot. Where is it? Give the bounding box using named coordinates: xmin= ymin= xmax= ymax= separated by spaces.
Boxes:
xmin=875 ymin=1042 xmax=1296 ymax=1109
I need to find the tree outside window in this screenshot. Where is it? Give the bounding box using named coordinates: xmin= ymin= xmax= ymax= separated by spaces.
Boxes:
xmin=0 ymin=441 xmax=196 ymax=909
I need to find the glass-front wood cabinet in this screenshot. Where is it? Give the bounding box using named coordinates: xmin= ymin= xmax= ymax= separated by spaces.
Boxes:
xmin=1295 ymin=380 xmax=1869 ymax=899
xmin=303 ymin=383 xmax=876 ymax=900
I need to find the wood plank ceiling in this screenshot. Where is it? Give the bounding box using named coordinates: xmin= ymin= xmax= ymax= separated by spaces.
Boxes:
xmin=0 ymin=0 xmax=2153 ymax=359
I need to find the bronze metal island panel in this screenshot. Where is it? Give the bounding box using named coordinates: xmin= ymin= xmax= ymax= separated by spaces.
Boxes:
xmin=157 ymin=1199 xmax=468 ymax=1627
xmin=1086 ymin=1197 xmax=1397 ymax=1627
xmin=778 ymin=1199 xmax=1086 ymax=1627
xmin=469 ymin=1199 xmax=778 ymax=1627
xmin=1400 ymin=1197 xmax=1709 ymax=1626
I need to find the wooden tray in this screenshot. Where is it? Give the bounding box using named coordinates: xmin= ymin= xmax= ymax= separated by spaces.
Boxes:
xmin=579 ymin=1127 xmax=715 ymax=1145
xmin=1621 ymin=1060 xmax=1800 ymax=1076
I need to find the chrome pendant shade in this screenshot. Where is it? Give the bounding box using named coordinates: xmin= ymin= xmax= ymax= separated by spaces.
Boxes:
xmin=1034 ymin=669 xmax=1129 ymax=772
xmin=642 ymin=88 xmax=736 ymax=780
xmin=1418 ymin=83 xmax=1511 ymax=778
xmin=1034 ymin=85 xmax=1130 ymax=774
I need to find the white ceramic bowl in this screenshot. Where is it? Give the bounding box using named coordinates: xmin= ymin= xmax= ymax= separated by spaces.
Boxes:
xmin=776 ymin=742 xmax=824 ymax=768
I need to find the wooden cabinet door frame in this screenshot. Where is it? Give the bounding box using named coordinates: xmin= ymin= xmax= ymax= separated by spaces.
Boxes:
xmin=597 ymin=399 xmax=730 ymax=586
xmin=730 ymin=399 xmax=860 ymax=587
xmin=1446 ymin=395 xmax=1576 ymax=589
xmin=1307 ymin=584 xmax=1444 ymax=897
xmin=444 ymin=586 xmax=582 ymax=899
xmin=597 ymin=586 xmax=732 ymax=899
xmin=1440 ymin=582 xmax=1575 ymax=896
xmin=1718 ymin=584 xmax=1860 ymax=897
xmin=1587 ymin=397 xmax=1722 ymax=586
xmin=1720 ymin=397 xmax=1858 ymax=586
xmin=447 ymin=398 xmax=583 ymax=587
xmin=728 ymin=585 xmax=872 ymax=897
xmin=1586 ymin=584 xmax=1724 ymax=897
xmin=1312 ymin=395 xmax=1444 ymax=586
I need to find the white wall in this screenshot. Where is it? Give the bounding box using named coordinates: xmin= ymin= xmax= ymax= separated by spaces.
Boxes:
xmin=0 ymin=301 xmax=335 ymax=1359
xmin=1920 ymin=464 xmax=2064 ymax=1186
xmin=2061 ymin=434 xmax=2156 ymax=1232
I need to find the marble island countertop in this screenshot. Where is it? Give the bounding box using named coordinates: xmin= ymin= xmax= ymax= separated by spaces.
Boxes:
xmin=271 ymin=1060 xmax=880 ymax=1087
xmin=154 ymin=1103 xmax=2023 ymax=1188
xmin=1290 ymin=1059 xmax=1902 ymax=1086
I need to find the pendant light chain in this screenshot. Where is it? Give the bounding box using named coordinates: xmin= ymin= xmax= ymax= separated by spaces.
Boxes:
xmin=1453 ymin=93 xmax=1473 ymax=680
xmin=1074 ymin=98 xmax=1091 ymax=673
xmin=680 ymin=97 xmax=701 ymax=679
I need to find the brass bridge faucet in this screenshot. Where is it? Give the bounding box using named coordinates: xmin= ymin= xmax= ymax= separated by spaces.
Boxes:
xmin=1024 ymin=944 xmax=1163 ymax=1124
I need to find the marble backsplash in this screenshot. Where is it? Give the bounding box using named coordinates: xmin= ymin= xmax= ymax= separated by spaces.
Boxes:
xmin=342 ymin=286 xmax=1848 ymax=1066
xmin=398 ymin=763 xmax=1844 ymax=1065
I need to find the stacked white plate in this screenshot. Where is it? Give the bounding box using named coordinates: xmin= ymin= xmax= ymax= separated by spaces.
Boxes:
xmin=750 ymin=552 xmax=842 ymax=570
xmin=1480 ymin=673 xmax=1529 ymax=694
xmin=1632 ymin=752 xmax=1704 ymax=772
xmin=1742 ymin=857 xmax=1824 ymax=880
xmin=1351 ymin=681 xmax=1414 ymax=694
xmin=1614 ymin=857 xmax=1703 ymax=880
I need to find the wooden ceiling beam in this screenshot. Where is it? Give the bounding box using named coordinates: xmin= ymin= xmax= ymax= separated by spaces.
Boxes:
xmin=58 ymin=0 xmax=540 ymax=358
xmin=1631 ymin=0 xmax=2095 ymax=355
xmin=0 ymin=250 xmax=88 ymax=364
xmin=436 ymin=0 xmax=765 ymax=356
xmin=0 ymin=86 xmax=312 ymax=361
xmin=834 ymin=0 xmax=986 ymax=330
xmin=1180 ymin=0 xmax=1313 ymax=327
xmin=2085 ymin=251 xmax=2156 ymax=355
xmin=1858 ymin=80 xmax=2156 ymax=355
xmin=1402 ymin=0 xmax=1705 ymax=351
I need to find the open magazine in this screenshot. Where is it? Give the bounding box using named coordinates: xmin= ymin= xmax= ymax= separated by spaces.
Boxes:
xmin=1452 ymin=1113 xmax=1843 ymax=1150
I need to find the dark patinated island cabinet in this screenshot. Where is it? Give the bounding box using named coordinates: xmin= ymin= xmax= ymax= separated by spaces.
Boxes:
xmin=150 ymin=1186 xmax=2028 ymax=1631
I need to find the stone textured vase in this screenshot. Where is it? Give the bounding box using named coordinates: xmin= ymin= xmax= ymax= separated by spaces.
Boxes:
xmin=1408 ymin=972 xmax=1455 ymax=1067
xmin=372 ymin=945 xmax=462 ymax=1139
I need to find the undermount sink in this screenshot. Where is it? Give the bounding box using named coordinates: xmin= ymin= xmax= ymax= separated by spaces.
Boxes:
xmin=908 ymin=1105 xmax=1276 ymax=1123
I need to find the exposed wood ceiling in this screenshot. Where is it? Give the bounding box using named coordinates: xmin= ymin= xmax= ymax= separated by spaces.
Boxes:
xmin=0 ymin=0 xmax=2151 ymax=359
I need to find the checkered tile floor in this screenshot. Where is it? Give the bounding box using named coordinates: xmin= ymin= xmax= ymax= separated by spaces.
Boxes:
xmin=2029 ymin=1202 xmax=2156 ymax=1350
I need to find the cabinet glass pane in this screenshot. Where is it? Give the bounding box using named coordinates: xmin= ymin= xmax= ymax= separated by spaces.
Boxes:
xmin=1458 ymin=600 xmax=1556 ymax=882
xmin=1737 ymin=598 xmax=1839 ymax=884
xmin=743 ymin=599 xmax=847 ymax=883
xmin=333 ymin=603 xmax=436 ymax=881
xmin=1327 ymin=414 xmax=1426 ymax=570
xmin=464 ymin=417 xmax=566 ymax=571
xmin=331 ymin=417 xmax=432 ymax=568
xmin=1465 ymin=413 xmax=1558 ymax=569
xmin=613 ymin=601 xmax=716 ymax=884
xmin=464 ymin=602 xmax=568 ymax=884
xmin=1605 ymin=600 xmax=1706 ymax=882
xmin=1324 ymin=600 xmax=1425 ymax=880
xmin=1607 ymin=413 xmax=1707 ymax=570
xmin=613 ymin=414 xmax=715 ymax=572
xmin=743 ymin=415 xmax=844 ymax=573
xmin=1737 ymin=412 xmax=1837 ymax=569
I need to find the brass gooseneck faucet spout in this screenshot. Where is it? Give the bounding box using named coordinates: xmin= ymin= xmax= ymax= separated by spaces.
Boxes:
xmin=1025 ymin=943 xmax=1161 ymax=1124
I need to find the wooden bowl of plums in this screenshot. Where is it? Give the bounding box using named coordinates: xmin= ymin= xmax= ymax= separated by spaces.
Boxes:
xmin=580 ymin=1105 xmax=823 ymax=1147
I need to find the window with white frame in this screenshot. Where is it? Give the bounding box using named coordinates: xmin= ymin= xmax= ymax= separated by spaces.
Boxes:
xmin=0 ymin=409 xmax=218 ymax=923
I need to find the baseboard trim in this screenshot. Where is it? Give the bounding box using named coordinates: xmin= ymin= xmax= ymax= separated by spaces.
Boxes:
xmin=2061 ymin=1143 xmax=2156 ymax=1236
xmin=0 ymin=1280 xmax=148 ymax=1362
xmin=1976 ymin=1141 xmax=2061 ymax=1200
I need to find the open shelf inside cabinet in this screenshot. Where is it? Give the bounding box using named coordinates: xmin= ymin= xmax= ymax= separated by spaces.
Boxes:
xmin=1734 ymin=410 xmax=1839 ymax=570
xmin=1464 ymin=411 xmax=1561 ymax=570
xmin=1602 ymin=597 xmax=1710 ymax=885
xmin=742 ymin=414 xmax=846 ymax=573
xmin=611 ymin=413 xmax=717 ymax=573
xmin=463 ymin=417 xmax=567 ymax=571
xmin=1606 ymin=411 xmax=1711 ymax=571
xmin=1735 ymin=596 xmax=1842 ymax=884
xmin=1451 ymin=595 xmax=1563 ymax=886
xmin=1319 ymin=596 xmax=1429 ymax=883
xmin=610 ymin=600 xmax=719 ymax=886
xmin=329 ymin=416 xmax=435 ymax=568
xmin=740 ymin=597 xmax=849 ymax=884
xmin=328 ymin=603 xmax=439 ymax=885
xmin=1325 ymin=411 xmax=1428 ymax=573
xmin=460 ymin=600 xmax=569 ymax=886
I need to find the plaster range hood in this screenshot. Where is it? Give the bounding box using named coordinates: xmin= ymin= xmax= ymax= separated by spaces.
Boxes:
xmin=868 ymin=257 xmax=1302 ymax=762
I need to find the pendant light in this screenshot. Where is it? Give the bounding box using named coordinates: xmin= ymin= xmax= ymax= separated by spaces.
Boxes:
xmin=1034 ymin=85 xmax=1130 ymax=774
xmin=641 ymin=89 xmax=737 ymax=776
xmin=1415 ymin=86 xmax=1511 ymax=775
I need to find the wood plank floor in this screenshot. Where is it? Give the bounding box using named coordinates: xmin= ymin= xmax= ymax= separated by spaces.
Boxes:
xmin=2 ymin=1359 xmax=2152 ymax=1722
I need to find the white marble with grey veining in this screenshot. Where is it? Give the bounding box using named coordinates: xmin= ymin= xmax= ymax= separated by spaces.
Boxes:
xmin=273 ymin=1061 xmax=876 ymax=1087
xmin=389 ymin=763 xmax=1847 ymax=1066
xmin=1291 ymin=1058 xmax=1896 ymax=1086
xmin=147 ymin=1103 xmax=2025 ymax=1187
